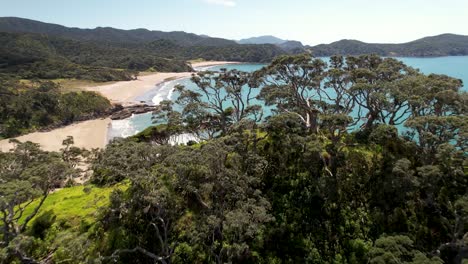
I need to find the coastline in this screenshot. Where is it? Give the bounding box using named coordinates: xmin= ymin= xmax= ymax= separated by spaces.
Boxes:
xmin=0 ymin=61 xmax=239 ymax=152
xmin=85 ymin=72 xmax=192 ymax=106
xmin=134 ymin=76 xmax=188 ymax=105
xmin=84 ymin=61 xmax=241 ymax=106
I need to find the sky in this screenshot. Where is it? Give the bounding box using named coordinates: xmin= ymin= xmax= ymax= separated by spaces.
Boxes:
xmin=1 ymin=0 xmax=467 ymax=45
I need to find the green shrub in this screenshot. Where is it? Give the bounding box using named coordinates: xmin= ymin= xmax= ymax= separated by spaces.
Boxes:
xmin=30 ymin=210 xmax=56 ymax=239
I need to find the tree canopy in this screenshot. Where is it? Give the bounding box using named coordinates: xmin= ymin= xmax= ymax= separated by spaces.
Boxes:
xmin=1 ymin=54 xmax=467 ymax=264
xmin=0 ymin=79 xmax=112 ymax=138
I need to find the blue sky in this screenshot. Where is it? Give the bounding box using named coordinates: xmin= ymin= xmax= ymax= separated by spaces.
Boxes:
xmin=1 ymin=0 xmax=467 ymax=45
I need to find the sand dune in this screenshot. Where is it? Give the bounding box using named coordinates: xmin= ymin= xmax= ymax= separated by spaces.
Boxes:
xmin=0 ymin=61 xmax=237 ymax=152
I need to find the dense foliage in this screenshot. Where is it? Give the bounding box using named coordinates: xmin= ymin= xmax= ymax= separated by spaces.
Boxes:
xmin=144 ymin=39 xmax=285 ymax=63
xmin=1 ymin=54 xmax=467 ymax=263
xmin=0 ymin=80 xmax=112 ymax=138
xmin=0 ymin=17 xmax=238 ymax=47
xmin=3 ymin=17 xmax=468 ymax=60
xmin=0 ymin=17 xmax=287 ymax=82
xmin=0 ymin=32 xmax=191 ymax=81
xmin=0 ymin=140 xmax=80 ymax=263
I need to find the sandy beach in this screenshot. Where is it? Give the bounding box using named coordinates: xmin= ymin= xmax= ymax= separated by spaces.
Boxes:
xmin=86 ymin=72 xmax=192 ymax=105
xmin=85 ymin=61 xmax=240 ymax=105
xmin=0 ymin=61 xmax=238 ymax=152
xmin=0 ymin=118 xmax=111 ymax=152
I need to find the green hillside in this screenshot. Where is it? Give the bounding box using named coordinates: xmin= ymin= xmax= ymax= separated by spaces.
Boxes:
xmin=311 ymin=33 xmax=468 ymax=56
xmin=0 ymin=18 xmax=288 ymax=82
xmin=0 ymin=32 xmax=192 ymax=81
xmin=19 ymin=184 xmax=127 ymax=226
xmin=0 ymin=17 xmax=236 ymax=47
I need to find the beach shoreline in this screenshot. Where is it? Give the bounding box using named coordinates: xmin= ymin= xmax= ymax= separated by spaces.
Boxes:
xmin=84 ymin=61 xmax=241 ymax=106
xmin=134 ymin=76 xmax=188 ymax=105
xmin=0 ymin=61 xmax=239 ymax=152
xmin=0 ymin=118 xmax=111 ymax=152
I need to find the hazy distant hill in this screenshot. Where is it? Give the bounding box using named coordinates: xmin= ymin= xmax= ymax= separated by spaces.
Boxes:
xmin=1 ymin=16 xmax=467 ymax=78
xmin=311 ymin=34 xmax=468 ymax=56
xmin=277 ymin=40 xmax=307 ymax=53
xmin=238 ymin=33 xmax=468 ymax=57
xmin=238 ymin=35 xmax=309 ymax=54
xmin=238 ymin=35 xmax=287 ymax=45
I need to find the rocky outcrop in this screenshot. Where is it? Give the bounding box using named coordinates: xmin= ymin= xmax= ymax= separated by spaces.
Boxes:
xmin=110 ymin=104 xmax=156 ymax=120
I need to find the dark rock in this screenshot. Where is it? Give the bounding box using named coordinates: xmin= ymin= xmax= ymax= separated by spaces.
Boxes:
xmin=110 ymin=104 xmax=156 ymax=120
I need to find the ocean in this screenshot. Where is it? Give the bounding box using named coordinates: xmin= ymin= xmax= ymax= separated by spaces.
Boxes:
xmin=108 ymin=56 xmax=468 ymax=140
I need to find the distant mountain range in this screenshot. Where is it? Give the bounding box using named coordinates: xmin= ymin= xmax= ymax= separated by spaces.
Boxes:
xmin=0 ymin=17 xmax=467 ymax=70
xmin=0 ymin=17 xmax=287 ymax=79
xmin=312 ymin=34 xmax=468 ymax=57
xmin=0 ymin=17 xmax=238 ymax=47
xmin=238 ymin=34 xmax=468 ymax=57
xmin=237 ymin=36 xmax=307 ymax=53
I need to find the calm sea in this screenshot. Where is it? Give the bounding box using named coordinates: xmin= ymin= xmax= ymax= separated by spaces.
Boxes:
xmin=108 ymin=56 xmax=468 ymax=139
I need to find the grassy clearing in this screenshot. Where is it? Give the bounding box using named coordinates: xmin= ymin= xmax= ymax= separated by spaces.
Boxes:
xmin=138 ymin=71 xmax=159 ymax=76
xmin=17 ymin=78 xmax=119 ymax=92
xmin=188 ymin=58 xmax=206 ymax=64
xmin=20 ymin=183 xmax=127 ymax=227
xmin=52 ymin=79 xmax=118 ymax=92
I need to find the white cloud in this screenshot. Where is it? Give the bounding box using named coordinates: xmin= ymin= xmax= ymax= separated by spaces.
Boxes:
xmin=203 ymin=0 xmax=236 ymax=7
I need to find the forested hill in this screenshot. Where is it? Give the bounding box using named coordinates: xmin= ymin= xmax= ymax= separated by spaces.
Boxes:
xmin=238 ymin=35 xmax=287 ymax=44
xmin=0 ymin=17 xmax=285 ymax=55
xmin=311 ymin=33 xmax=468 ymax=56
xmin=0 ymin=16 xmax=237 ymax=47
xmin=0 ymin=17 xmax=285 ymax=81
xmin=2 ymin=17 xmax=466 ymax=83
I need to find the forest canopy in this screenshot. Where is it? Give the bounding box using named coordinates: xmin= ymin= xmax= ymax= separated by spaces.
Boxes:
xmin=1 ymin=54 xmax=467 ymax=264
xmin=0 ymin=79 xmax=113 ymax=138
xmin=0 ymin=30 xmax=285 ymax=82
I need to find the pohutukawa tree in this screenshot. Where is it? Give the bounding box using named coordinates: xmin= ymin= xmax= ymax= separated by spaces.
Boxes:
xmin=404 ymin=74 xmax=467 ymax=157
xmin=99 ymin=139 xmax=272 ymax=263
xmin=153 ymin=69 xmax=263 ymax=139
xmin=343 ymin=55 xmax=418 ymax=129
xmin=0 ymin=140 xmax=77 ymax=263
xmin=321 ymin=55 xmax=355 ymax=143
xmin=86 ymin=54 xmax=467 ymax=264
xmin=256 ymin=54 xmax=327 ymax=133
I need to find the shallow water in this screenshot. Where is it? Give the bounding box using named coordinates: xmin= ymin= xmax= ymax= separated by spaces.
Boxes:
xmin=108 ymin=56 xmax=468 ymax=140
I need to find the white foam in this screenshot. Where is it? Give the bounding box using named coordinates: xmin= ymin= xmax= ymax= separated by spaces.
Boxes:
xmin=194 ymin=66 xmax=212 ymax=71
xmin=167 ymin=85 xmax=175 ymax=100
xmin=152 ymin=82 xmax=167 ymax=105
xmin=108 ymin=114 xmax=140 ymax=140
xmin=108 ymin=74 xmax=205 ymax=142
xmin=152 ymin=79 xmax=182 ymax=106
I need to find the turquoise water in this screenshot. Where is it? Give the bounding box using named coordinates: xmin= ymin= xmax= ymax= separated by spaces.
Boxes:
xmin=109 ymin=56 xmax=468 ymax=139
xmin=398 ymin=57 xmax=468 ymax=88
xmin=210 ymin=57 xmax=468 ymax=89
